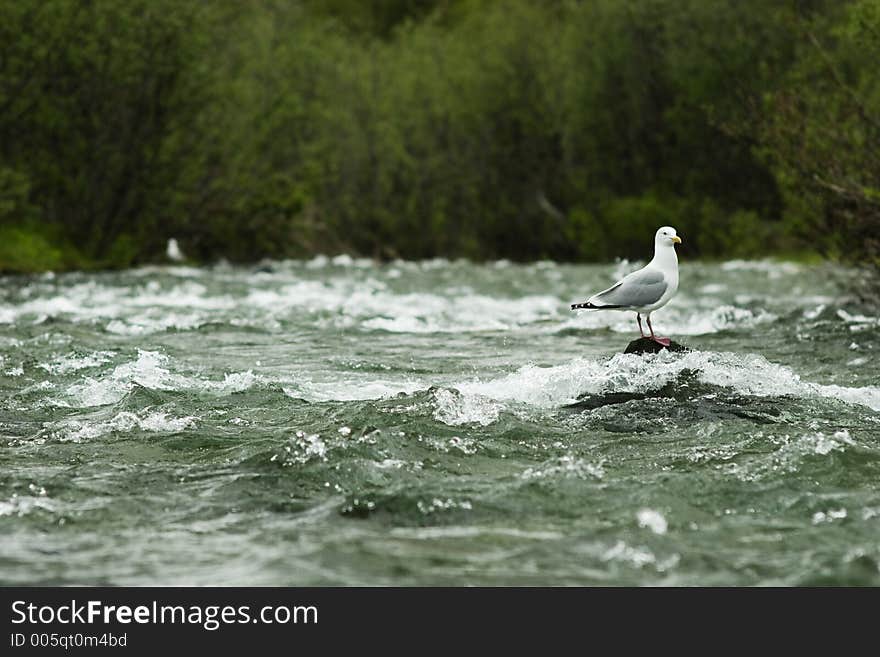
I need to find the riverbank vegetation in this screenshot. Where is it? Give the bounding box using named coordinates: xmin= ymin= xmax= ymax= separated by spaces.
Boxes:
xmin=1 ymin=0 xmax=878 ymax=271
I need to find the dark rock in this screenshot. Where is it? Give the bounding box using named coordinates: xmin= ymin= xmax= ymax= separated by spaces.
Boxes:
xmin=564 ymin=390 xmax=653 ymax=411
xmin=624 ymin=337 xmax=689 ymax=355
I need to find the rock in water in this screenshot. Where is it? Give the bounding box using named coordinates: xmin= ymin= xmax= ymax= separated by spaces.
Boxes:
xmin=624 ymin=337 xmax=689 ymax=354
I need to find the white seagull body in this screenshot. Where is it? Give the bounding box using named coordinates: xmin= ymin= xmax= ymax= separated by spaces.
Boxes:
xmin=571 ymin=226 xmax=681 ymax=345
xmin=166 ymin=238 xmax=185 ymax=263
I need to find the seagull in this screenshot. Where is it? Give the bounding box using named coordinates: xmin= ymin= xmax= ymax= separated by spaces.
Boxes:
xmin=166 ymin=238 xmax=185 ymax=263
xmin=571 ymin=226 xmax=681 ymax=346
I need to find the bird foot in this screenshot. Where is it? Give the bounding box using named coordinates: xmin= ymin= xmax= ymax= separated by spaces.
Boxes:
xmin=651 ymin=337 xmax=671 ymax=347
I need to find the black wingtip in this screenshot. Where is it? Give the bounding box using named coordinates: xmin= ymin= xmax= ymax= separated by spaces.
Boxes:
xmin=571 ymin=302 xmax=624 ymax=310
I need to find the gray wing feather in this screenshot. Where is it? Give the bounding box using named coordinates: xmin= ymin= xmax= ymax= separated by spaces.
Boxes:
xmin=591 ymin=268 xmax=667 ymax=307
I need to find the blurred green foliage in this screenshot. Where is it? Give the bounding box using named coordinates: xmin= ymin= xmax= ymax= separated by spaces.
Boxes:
xmin=0 ymin=0 xmax=877 ymax=271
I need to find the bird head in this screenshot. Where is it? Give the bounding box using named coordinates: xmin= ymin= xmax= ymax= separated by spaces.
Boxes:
xmin=656 ymin=226 xmax=681 ymax=247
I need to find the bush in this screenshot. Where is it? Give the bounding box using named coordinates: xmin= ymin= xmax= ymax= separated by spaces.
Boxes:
xmin=0 ymin=0 xmax=875 ymax=270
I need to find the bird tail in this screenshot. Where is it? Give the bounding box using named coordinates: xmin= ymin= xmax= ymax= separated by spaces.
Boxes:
xmin=570 ymin=302 xmax=623 ymax=310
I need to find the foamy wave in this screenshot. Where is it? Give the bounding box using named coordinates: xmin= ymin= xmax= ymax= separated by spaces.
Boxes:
xmin=60 ymin=350 xmax=259 ymax=407
xmin=452 ymin=350 xmax=880 ymax=412
xmin=2 ymin=271 xmax=565 ymax=334
xmin=1 ymin=281 xmax=236 ymax=329
xmin=47 ymin=410 xmax=197 ymax=442
xmin=304 ymin=254 xmax=374 ymax=269
xmin=601 ymin=541 xmax=679 ymax=570
xmin=39 ymin=351 xmax=116 ymax=375
xmin=105 ymin=314 xmax=207 ymax=335
xmin=247 ymin=282 xmax=561 ymax=333
xmin=814 ymin=384 xmax=880 ymax=411
xmin=637 ymin=509 xmax=669 ymax=535
xmin=520 ymin=455 xmax=605 ymax=480
xmin=733 ymin=429 xmax=857 ymax=482
xmin=206 ymin=370 xmax=260 ymax=394
xmin=836 ymin=309 xmax=880 ymax=331
xmin=0 ymin=495 xmax=56 ymax=517
xmin=282 ymin=377 xmax=424 ymax=402
xmin=432 ymin=388 xmax=502 ymax=426
xmin=64 ymin=350 xmax=187 ymax=406
xmin=720 ymin=260 xmax=801 ymax=274
xmin=0 ymin=259 xmax=827 ymax=338
xmin=370 ymin=293 xmax=558 ymax=333
xmin=129 ymin=265 xmax=206 ymax=278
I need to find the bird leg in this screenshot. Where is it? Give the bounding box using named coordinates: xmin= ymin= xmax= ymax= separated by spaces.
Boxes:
xmin=636 ymin=313 xmax=646 ymax=338
xmin=646 ymin=315 xmax=671 ymax=347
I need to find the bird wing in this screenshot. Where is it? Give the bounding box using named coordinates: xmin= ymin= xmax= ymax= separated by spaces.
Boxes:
xmin=589 ymin=267 xmax=667 ymax=308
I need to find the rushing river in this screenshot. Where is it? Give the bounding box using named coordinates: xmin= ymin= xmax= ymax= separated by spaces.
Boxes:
xmin=1 ymin=257 xmax=879 ymax=585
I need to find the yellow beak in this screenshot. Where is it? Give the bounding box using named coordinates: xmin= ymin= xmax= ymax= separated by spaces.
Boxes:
xmin=671 ymin=236 xmax=682 ymax=244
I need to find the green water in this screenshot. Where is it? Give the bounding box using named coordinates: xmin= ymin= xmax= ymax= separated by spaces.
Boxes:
xmin=1 ymin=258 xmax=879 ymax=585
